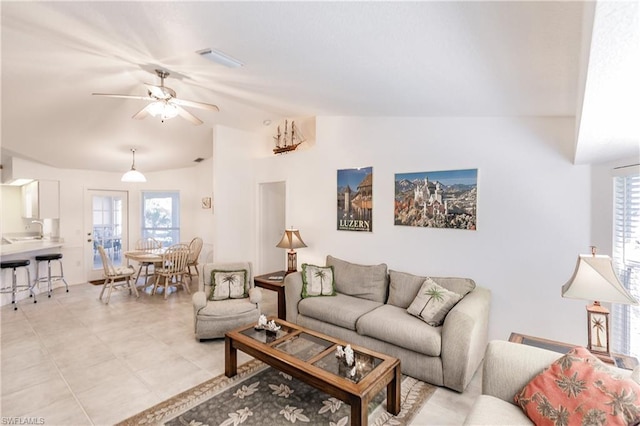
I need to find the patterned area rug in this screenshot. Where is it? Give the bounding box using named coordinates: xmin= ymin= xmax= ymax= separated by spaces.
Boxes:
xmin=117 ymin=359 xmax=436 ymax=426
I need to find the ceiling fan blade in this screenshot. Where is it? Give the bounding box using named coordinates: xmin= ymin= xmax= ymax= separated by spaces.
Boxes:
xmin=92 ymin=93 xmax=153 ymax=101
xmin=144 ymin=84 xmax=175 ymax=100
xmin=132 ymin=104 xmax=152 ymax=120
xmin=172 ymin=98 xmax=220 ymax=112
xmin=175 ymin=105 xmax=203 ymax=125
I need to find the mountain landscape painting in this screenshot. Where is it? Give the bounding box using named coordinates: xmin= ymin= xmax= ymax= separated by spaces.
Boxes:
xmin=394 ymin=169 xmax=478 ymax=230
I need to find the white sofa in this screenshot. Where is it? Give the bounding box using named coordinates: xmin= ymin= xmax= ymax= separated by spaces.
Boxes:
xmin=285 ymin=255 xmax=492 ymax=392
xmin=463 ymin=340 xmax=638 ymax=425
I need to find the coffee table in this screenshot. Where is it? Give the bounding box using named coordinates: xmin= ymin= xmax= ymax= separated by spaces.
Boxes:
xmin=225 ymin=318 xmax=401 ymax=426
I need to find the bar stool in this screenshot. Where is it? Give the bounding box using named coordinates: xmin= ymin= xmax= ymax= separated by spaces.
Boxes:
xmin=1 ymin=259 xmax=36 ymax=310
xmin=34 ymin=253 xmax=69 ymax=297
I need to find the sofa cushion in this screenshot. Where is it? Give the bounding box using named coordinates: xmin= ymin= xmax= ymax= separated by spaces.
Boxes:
xmin=407 ymin=278 xmax=462 ymax=326
xmin=210 ymin=269 xmax=248 ymax=301
xmin=357 ymin=304 xmax=442 ymax=357
xmin=388 ymin=270 xmax=425 ymax=309
xmin=197 ymin=298 xmax=257 ymax=317
xmin=387 ymin=270 xmax=476 ymax=309
xmin=514 ymin=346 xmax=640 ymax=426
xmin=301 ymin=264 xmax=336 ymax=298
xmin=298 ymin=293 xmax=381 ymax=331
xmin=326 ymin=255 xmax=388 ymax=303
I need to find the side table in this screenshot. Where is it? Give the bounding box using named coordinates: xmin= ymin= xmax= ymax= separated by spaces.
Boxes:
xmin=509 ymin=332 xmax=639 ymax=370
xmin=254 ymin=271 xmax=287 ymax=320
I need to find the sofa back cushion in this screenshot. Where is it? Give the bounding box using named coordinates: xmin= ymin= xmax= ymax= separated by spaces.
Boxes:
xmin=326 ymin=255 xmax=388 ymax=303
xmin=388 ymin=269 xmax=476 ymax=309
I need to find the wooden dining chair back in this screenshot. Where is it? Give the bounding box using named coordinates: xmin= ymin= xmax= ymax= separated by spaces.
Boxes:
xmin=97 ymin=245 xmax=139 ymax=304
xmin=133 ymin=237 xmax=162 ymax=287
xmin=152 ymin=243 xmax=191 ymax=299
xmin=186 ymin=237 xmax=203 ymax=284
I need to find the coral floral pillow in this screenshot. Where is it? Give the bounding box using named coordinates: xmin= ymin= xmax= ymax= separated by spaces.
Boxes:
xmin=514 ymin=346 xmax=640 ymax=426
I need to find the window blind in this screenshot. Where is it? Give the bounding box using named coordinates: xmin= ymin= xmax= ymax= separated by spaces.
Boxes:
xmin=611 ymin=172 xmax=640 ymax=358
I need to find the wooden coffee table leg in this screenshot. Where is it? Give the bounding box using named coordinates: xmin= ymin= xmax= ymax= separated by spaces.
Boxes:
xmin=350 ymin=395 xmax=367 ymax=426
xmin=387 ymin=364 xmax=401 ymax=415
xmin=225 ymin=335 xmax=237 ymax=377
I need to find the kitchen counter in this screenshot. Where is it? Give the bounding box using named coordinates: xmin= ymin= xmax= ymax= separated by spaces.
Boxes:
xmin=0 ymin=240 xmax=64 ymax=256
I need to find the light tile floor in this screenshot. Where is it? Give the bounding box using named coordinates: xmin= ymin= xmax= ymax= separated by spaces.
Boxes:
xmin=0 ymin=282 xmax=480 ymax=425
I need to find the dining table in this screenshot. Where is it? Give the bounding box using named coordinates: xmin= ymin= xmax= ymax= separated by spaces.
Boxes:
xmin=123 ymin=248 xmax=166 ymax=290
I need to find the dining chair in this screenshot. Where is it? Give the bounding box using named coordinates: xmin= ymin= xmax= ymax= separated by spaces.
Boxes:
xmin=186 ymin=237 xmax=203 ymax=284
xmin=133 ymin=237 xmax=162 ymax=287
xmin=98 ymin=245 xmax=139 ymax=304
xmin=152 ymin=243 xmax=191 ymax=300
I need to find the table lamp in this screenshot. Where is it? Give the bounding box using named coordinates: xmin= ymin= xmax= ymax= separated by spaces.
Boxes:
xmin=561 ymin=246 xmax=638 ymax=362
xmin=276 ymin=228 xmax=307 ymax=274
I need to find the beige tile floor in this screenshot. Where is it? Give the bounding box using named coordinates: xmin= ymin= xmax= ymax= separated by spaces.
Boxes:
xmin=0 ymin=282 xmax=480 ymax=425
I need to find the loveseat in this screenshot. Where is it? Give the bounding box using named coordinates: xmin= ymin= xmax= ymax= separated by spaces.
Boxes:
xmin=284 ymin=255 xmax=491 ymax=392
xmin=463 ymin=340 xmax=640 ymax=425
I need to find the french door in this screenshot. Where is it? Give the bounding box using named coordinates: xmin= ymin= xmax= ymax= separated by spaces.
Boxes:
xmin=85 ymin=190 xmax=128 ymax=282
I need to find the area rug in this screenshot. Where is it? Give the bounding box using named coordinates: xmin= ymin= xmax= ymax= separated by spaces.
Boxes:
xmin=117 ymin=359 xmax=436 ymax=426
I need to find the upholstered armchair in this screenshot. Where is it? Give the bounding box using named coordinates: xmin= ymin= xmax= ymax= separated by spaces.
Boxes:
xmin=192 ymin=262 xmax=262 ymax=340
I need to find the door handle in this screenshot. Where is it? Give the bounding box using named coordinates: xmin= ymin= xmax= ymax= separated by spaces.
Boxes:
xmin=87 ymin=239 xmax=93 ymax=242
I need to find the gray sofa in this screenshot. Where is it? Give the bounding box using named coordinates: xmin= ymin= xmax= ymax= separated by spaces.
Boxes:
xmin=463 ymin=340 xmax=638 ymax=425
xmin=284 ymin=255 xmax=491 ymax=392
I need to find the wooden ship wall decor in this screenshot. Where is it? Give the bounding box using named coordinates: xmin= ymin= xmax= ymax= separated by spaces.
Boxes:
xmin=273 ymin=120 xmax=306 ymax=154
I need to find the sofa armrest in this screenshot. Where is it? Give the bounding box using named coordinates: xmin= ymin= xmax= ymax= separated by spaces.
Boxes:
xmin=441 ymin=286 xmax=491 ymax=392
xmin=482 ymin=340 xmax=564 ymax=403
xmin=192 ymin=291 xmax=207 ymax=312
xmin=284 ymin=272 xmax=303 ymax=323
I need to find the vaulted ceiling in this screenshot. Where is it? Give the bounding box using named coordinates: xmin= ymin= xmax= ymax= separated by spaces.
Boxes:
xmin=1 ymin=1 xmax=637 ymax=173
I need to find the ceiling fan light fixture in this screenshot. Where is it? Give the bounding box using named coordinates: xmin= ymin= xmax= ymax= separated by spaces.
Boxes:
xmin=148 ymin=101 xmax=178 ymax=120
xmin=196 ymin=48 xmax=244 ymax=68
xmin=121 ymin=149 xmax=146 ymax=183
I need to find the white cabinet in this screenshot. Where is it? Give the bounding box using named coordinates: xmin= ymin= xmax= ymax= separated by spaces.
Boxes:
xmin=21 ymin=180 xmax=59 ymax=219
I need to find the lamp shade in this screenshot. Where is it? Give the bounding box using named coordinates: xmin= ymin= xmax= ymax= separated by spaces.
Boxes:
xmin=276 ymin=229 xmax=307 ymax=250
xmin=121 ymin=169 xmax=146 ymax=183
xmin=121 ymin=148 xmax=146 ymax=183
xmin=561 ymin=254 xmax=638 ymax=305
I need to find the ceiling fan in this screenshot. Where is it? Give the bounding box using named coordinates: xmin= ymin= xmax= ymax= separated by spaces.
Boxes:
xmin=92 ymin=69 xmax=219 ymax=125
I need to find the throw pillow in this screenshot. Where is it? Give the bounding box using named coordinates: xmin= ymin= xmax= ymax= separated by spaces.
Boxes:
xmin=406 ymin=278 xmax=462 ymax=326
xmin=301 ymin=264 xmax=336 ymax=298
xmin=514 ymin=346 xmax=640 ymax=426
xmin=210 ymin=269 xmax=247 ymax=301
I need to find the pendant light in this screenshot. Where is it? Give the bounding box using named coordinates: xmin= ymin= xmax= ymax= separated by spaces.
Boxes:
xmin=121 ymin=148 xmax=146 ymax=183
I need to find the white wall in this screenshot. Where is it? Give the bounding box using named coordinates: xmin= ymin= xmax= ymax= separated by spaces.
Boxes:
xmin=212 ymin=125 xmax=262 ymax=264
xmin=241 ymin=116 xmax=592 ymax=343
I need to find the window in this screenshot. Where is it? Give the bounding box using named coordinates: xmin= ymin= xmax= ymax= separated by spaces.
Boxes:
xmin=141 ymin=191 xmax=180 ymax=247
xmin=612 ymin=171 xmax=640 ymax=359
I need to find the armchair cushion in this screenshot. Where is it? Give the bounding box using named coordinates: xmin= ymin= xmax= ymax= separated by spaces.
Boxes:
xmin=197 ymin=298 xmax=258 ymax=317
xmin=301 ymin=264 xmax=336 ymax=298
xmin=407 ymin=278 xmax=462 ymax=326
xmin=209 ymin=269 xmax=248 ymax=301
xmin=514 ymin=346 xmax=640 ymax=426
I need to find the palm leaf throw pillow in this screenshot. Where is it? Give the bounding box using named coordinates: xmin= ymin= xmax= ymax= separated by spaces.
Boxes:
xmin=514 ymin=346 xmax=640 ymax=426
xmin=210 ymin=269 xmax=247 ymax=301
xmin=301 ymin=264 xmax=336 ymax=298
xmin=407 ymin=278 xmax=462 ymax=326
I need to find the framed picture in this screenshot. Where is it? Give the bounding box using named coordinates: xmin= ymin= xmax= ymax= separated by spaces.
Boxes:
xmin=337 ymin=167 xmax=373 ymax=232
xmin=394 ymin=168 xmax=477 ymax=230
xmin=201 ymin=197 xmax=212 ymax=209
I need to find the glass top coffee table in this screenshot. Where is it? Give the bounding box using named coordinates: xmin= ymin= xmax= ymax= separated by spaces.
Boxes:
xmin=225 ymin=317 xmax=401 ymax=426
